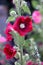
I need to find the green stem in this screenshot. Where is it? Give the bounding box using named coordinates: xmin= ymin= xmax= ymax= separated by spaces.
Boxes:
xmin=20 ymin=45 xmax=23 ymax=65
xmin=16 ymin=0 xmax=21 ymax=16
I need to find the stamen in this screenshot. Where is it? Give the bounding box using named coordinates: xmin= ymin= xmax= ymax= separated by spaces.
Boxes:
xmin=20 ymin=23 xmax=25 ymax=29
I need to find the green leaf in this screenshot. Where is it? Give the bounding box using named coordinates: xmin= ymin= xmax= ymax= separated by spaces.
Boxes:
xmin=10 ymin=31 xmax=25 ymax=46
xmin=32 ymin=0 xmax=39 ymax=9
xmin=6 ymin=16 xmax=15 ymax=23
xmin=22 ymin=5 xmax=31 ymax=14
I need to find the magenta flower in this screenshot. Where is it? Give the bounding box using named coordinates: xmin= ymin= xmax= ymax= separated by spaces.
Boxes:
xmin=5 ymin=23 xmax=13 ymax=41
xmin=26 ymin=61 xmax=38 ymax=65
xmin=26 ymin=61 xmax=33 ymax=65
xmin=32 ymin=11 xmax=42 ymax=24
xmin=41 ymin=62 xmax=43 ymax=65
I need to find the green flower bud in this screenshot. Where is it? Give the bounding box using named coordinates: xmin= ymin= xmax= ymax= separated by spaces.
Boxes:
xmin=10 ymin=11 xmax=16 ymax=16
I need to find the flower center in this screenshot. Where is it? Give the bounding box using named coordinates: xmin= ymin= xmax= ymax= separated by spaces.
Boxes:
xmin=20 ymin=23 xmax=25 ymax=29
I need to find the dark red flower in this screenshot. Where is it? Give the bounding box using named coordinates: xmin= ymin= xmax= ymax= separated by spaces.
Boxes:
xmin=4 ymin=44 xmax=17 ymax=59
xmin=5 ymin=23 xmax=13 ymax=41
xmin=13 ymin=16 xmax=32 ymax=36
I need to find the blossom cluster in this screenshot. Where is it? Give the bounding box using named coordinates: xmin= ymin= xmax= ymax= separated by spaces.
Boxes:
xmin=0 ymin=0 xmax=43 ymax=65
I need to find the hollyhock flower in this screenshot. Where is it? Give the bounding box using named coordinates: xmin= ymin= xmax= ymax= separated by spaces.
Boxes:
xmin=26 ymin=60 xmax=38 ymax=65
xmin=5 ymin=23 xmax=13 ymax=41
xmin=0 ymin=60 xmax=5 ymax=65
xmin=41 ymin=62 xmax=43 ymax=65
xmin=0 ymin=36 xmax=7 ymax=43
xmin=32 ymin=11 xmax=42 ymax=24
xmin=4 ymin=44 xmax=17 ymax=59
xmin=26 ymin=61 xmax=33 ymax=65
xmin=13 ymin=16 xmax=32 ymax=36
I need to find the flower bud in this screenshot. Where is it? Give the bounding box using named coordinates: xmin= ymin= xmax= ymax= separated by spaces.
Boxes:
xmin=10 ymin=11 xmax=16 ymax=16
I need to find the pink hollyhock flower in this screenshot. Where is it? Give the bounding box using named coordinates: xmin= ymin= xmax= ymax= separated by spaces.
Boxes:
xmin=13 ymin=16 xmax=32 ymax=36
xmin=0 ymin=36 xmax=7 ymax=43
xmin=41 ymin=62 xmax=43 ymax=65
xmin=32 ymin=11 xmax=42 ymax=24
xmin=0 ymin=60 xmax=5 ymax=64
xmin=5 ymin=23 xmax=13 ymax=41
xmin=4 ymin=44 xmax=17 ymax=59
